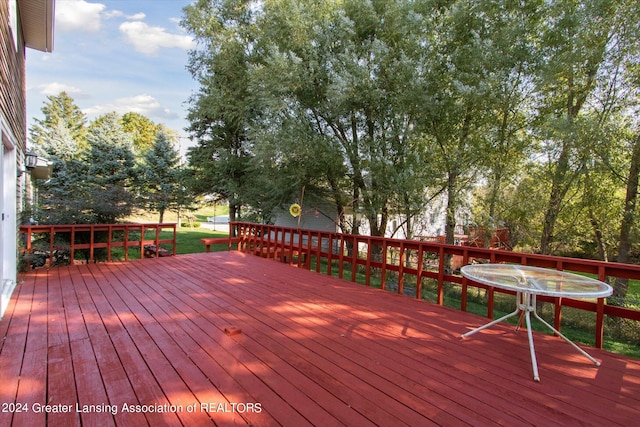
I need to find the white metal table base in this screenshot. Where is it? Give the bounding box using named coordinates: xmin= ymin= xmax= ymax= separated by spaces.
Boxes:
xmin=460 ymin=291 xmax=601 ymax=382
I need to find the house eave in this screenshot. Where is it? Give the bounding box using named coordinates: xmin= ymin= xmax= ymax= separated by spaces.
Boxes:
xmin=18 ymin=0 xmax=55 ymax=52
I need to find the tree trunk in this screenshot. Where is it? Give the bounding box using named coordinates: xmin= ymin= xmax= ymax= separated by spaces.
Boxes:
xmin=615 ymin=132 xmax=640 ymax=299
xmin=540 ymin=141 xmax=571 ymax=254
xmin=589 ymin=215 xmax=607 ymax=262
xmin=445 ymin=171 xmax=458 ymax=246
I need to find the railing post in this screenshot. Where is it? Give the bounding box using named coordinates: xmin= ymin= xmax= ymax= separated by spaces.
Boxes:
xmin=487 ymin=286 xmax=495 ymax=320
xmin=49 ymin=226 xmax=55 ymax=266
xmin=553 ymin=260 xmax=564 ymax=334
xmin=25 ymin=228 xmax=32 ymax=251
xmin=351 ymin=235 xmax=357 ymax=282
xmin=398 ymin=241 xmax=405 ymax=295
xmin=416 ymin=245 xmax=424 ymax=300
xmin=327 ymin=234 xmax=334 ymax=276
xmin=437 ymin=246 xmax=445 ymax=306
xmin=365 ymin=237 xmax=371 ymax=286
xmin=172 ymin=224 xmax=177 ymax=255
xmin=315 ymin=231 xmax=322 ymax=272
xmin=139 ymin=224 xmax=145 ymax=259
xmin=298 ymin=228 xmax=304 ymax=268
xmin=89 ymin=225 xmax=95 ymax=263
xmin=107 ymin=225 xmax=113 ymax=262
xmin=596 ymin=298 xmax=605 ymax=349
xmin=381 ymin=239 xmax=388 ymax=290
xmin=338 ymin=235 xmax=345 ymax=279
xmin=461 ymin=247 xmax=469 ymax=312
xmin=70 ymin=226 xmax=76 ymax=264
xmin=595 ymin=266 xmax=607 ymax=349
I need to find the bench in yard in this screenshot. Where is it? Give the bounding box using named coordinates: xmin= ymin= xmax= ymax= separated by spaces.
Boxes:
xmin=201 ymin=237 xmax=240 ymax=252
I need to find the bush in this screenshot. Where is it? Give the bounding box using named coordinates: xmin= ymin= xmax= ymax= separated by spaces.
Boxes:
xmin=180 ymin=221 xmax=201 ymax=228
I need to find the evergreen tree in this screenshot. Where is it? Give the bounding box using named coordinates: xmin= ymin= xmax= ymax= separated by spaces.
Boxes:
xmin=37 ymin=124 xmax=90 ymax=224
xmin=30 ymin=92 xmax=87 ymax=149
xmin=182 ymin=0 xmax=257 ymax=226
xmin=36 ymin=121 xmax=80 ymax=161
xmin=83 ymin=112 xmax=137 ymax=224
xmin=140 ymin=132 xmax=184 ymax=223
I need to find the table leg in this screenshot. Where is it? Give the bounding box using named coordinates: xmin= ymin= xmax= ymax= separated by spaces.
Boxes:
xmin=524 ymin=309 xmax=540 ymax=382
xmin=462 ymin=291 xmax=541 ymax=381
xmin=460 ymin=307 xmax=520 ymax=339
xmin=532 ymin=311 xmax=601 ymax=366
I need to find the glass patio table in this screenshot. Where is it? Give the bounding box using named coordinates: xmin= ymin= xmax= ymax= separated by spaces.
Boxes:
xmin=460 ymin=264 xmax=613 ymax=382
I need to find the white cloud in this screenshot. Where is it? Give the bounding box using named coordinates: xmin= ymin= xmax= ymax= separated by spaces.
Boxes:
xmin=104 ymin=10 xmax=146 ymax=21
xmin=35 ymin=82 xmax=84 ymax=97
xmin=127 ymin=13 xmax=147 ymax=21
xmin=84 ymin=94 xmax=177 ymax=120
xmin=119 ymin=21 xmax=195 ymax=55
xmin=56 ymin=0 xmax=106 ymax=32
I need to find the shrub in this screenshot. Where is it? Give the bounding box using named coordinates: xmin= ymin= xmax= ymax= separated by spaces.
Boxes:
xmin=181 ymin=221 xmax=201 ymax=228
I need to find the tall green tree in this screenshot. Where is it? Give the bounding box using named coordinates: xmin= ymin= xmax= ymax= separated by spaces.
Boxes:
xmin=140 ymin=132 xmax=184 ymax=223
xmin=182 ymin=0 xmax=258 ymax=225
xmin=31 ymin=95 xmax=87 ymax=224
xmin=121 ymin=112 xmax=163 ymax=154
xmin=36 ymin=122 xmax=89 ymax=224
xmin=535 ymin=0 xmax=622 ymax=254
xmin=414 ymin=0 xmax=542 ymax=245
xmin=30 ymin=91 xmax=87 ymax=149
xmin=255 ymin=0 xmax=434 ymax=236
xmin=83 ymin=113 xmax=137 ymax=223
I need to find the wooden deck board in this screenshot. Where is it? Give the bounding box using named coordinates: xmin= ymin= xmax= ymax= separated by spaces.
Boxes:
xmin=1 ymin=251 xmax=639 ymax=426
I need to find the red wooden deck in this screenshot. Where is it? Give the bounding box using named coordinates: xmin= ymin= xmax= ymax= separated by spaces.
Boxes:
xmin=1 ymin=251 xmax=639 ymax=426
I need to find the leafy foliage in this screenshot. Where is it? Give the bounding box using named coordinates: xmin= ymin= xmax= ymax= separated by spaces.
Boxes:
xmin=181 ymin=1 xmax=640 ymax=280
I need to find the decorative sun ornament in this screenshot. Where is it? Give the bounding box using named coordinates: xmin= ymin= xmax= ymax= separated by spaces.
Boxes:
xmin=289 ymin=203 xmax=302 ymax=217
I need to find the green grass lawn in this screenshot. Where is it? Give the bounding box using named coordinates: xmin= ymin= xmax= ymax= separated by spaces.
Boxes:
xmin=163 ymin=228 xmax=229 ymax=255
xmin=115 ymin=205 xmax=233 ymax=257
xmin=126 ymin=204 xmax=230 ymax=225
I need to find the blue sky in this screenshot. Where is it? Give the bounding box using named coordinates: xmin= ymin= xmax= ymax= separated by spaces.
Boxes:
xmin=27 ymin=0 xmax=197 ymax=149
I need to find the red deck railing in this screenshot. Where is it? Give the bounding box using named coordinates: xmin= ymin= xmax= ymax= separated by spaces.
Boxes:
xmin=20 ymin=223 xmax=177 ymax=265
xmin=230 ymin=221 xmax=640 ymax=349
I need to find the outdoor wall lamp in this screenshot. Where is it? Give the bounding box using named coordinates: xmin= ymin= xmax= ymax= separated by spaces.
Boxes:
xmin=17 ymin=150 xmax=38 ymax=177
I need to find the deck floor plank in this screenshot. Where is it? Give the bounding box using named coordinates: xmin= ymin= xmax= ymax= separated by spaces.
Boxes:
xmin=181 ymin=267 xmax=472 ymax=426
xmin=108 ymin=261 xmax=318 ymax=426
xmin=209 ymin=272 xmax=533 ymax=425
xmin=223 ymin=255 xmax=640 ymax=424
xmin=46 ymin=268 xmax=80 ymax=427
xmin=12 ymin=269 xmax=48 ymax=427
xmin=231 ymin=266 xmax=616 ymax=424
xmin=97 ymin=262 xmax=264 ymax=427
xmin=195 ymin=258 xmax=566 ymax=424
xmin=91 ymin=264 xmax=201 ymax=426
xmin=131 ymin=263 xmax=379 ymax=427
xmin=1 ymin=251 xmax=639 ymax=426
xmin=0 ymin=272 xmax=37 ymax=427
xmin=135 ymin=256 xmax=404 ymax=425
xmin=83 ymin=266 xmax=210 ymax=426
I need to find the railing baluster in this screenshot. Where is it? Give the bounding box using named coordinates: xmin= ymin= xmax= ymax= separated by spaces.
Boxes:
xmin=416 ymin=246 xmax=424 ymax=300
